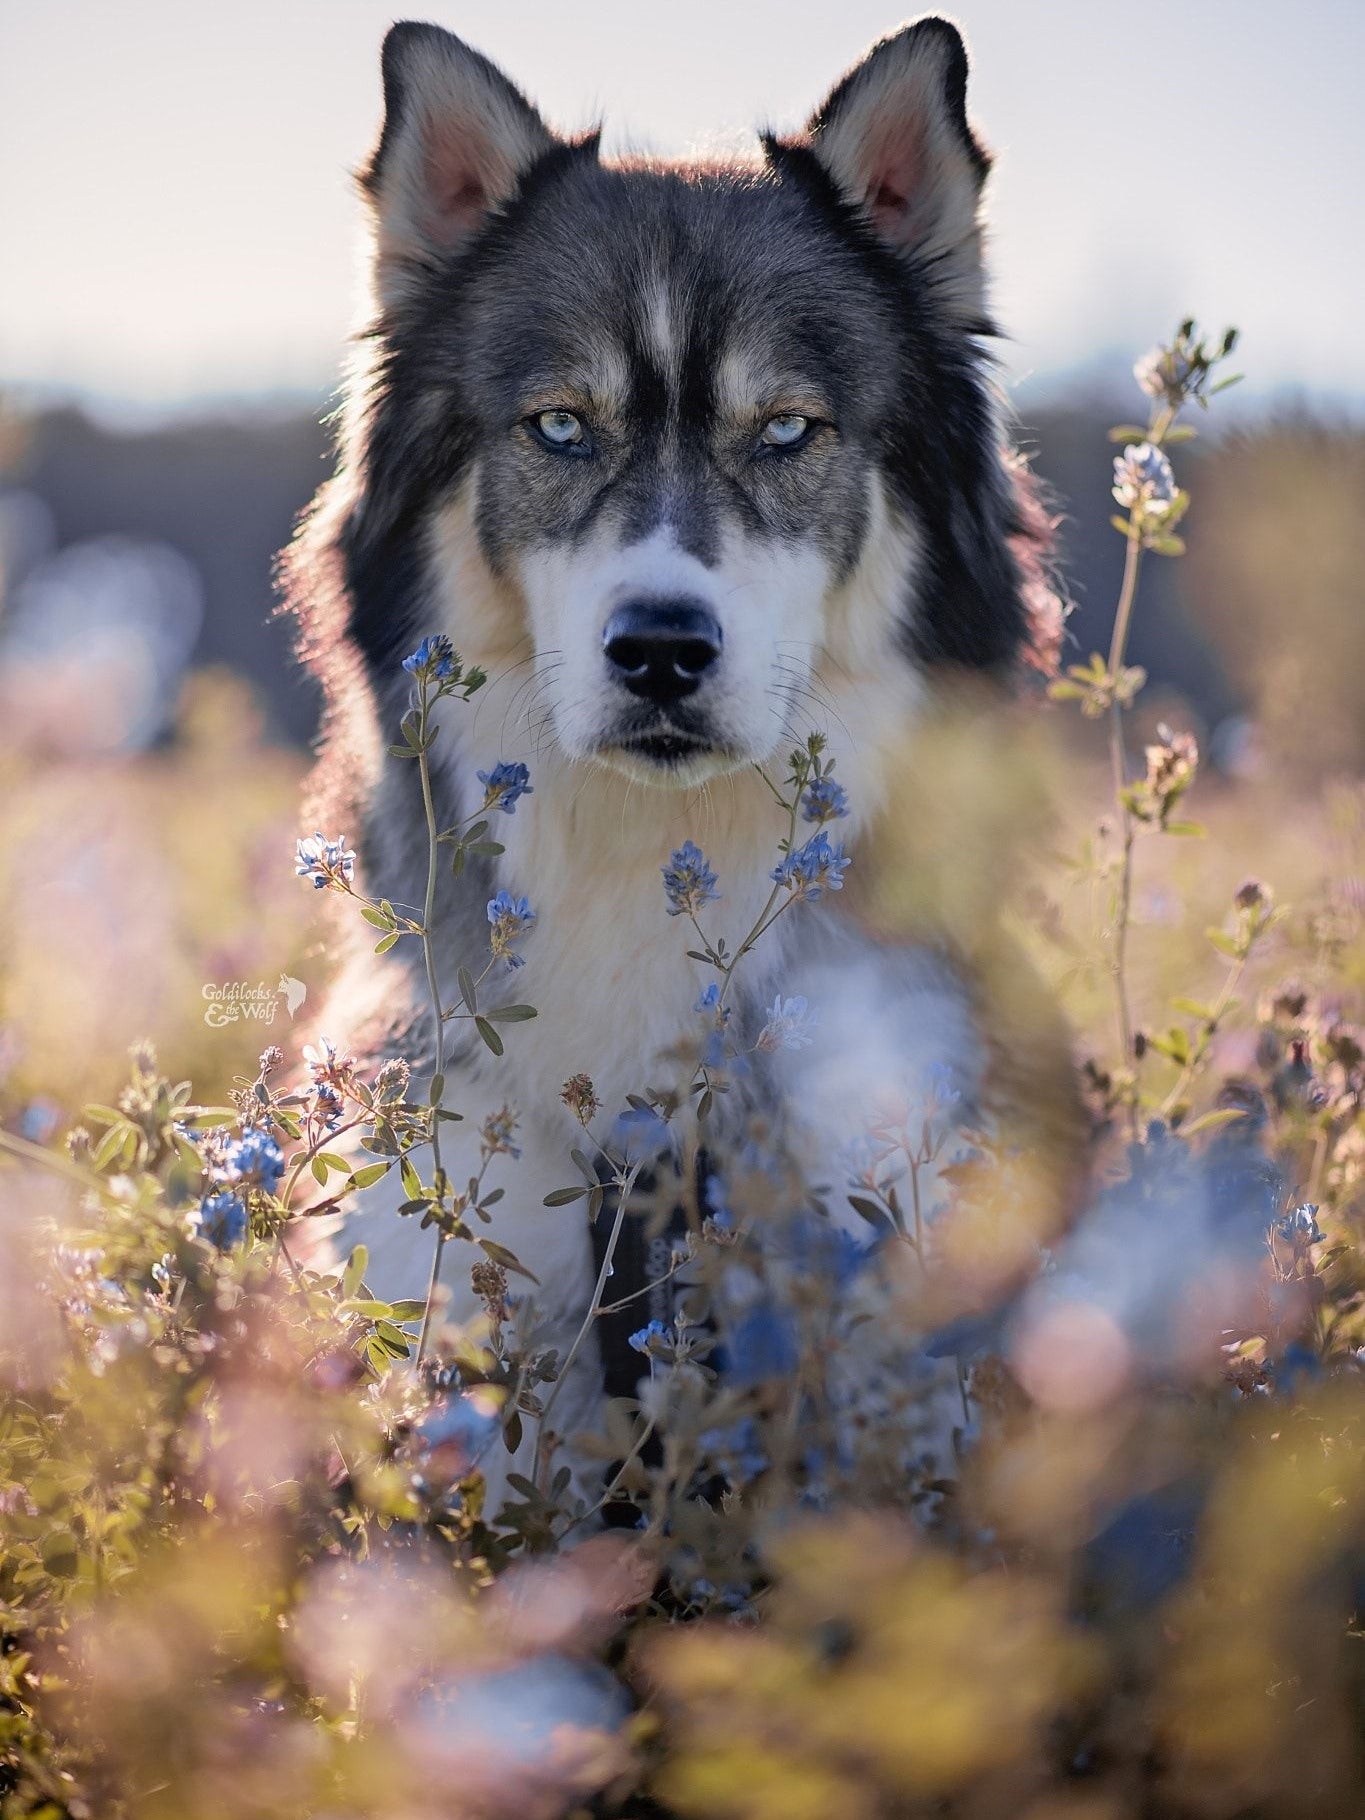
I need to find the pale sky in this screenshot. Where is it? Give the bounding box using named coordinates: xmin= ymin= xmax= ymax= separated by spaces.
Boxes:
xmin=2 ymin=0 xmax=1361 ymax=415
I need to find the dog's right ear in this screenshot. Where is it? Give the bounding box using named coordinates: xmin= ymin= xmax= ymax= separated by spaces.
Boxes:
xmin=360 ymin=23 xmax=558 ymax=306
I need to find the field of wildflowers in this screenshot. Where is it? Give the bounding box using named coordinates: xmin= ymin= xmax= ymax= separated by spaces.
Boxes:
xmin=1 ymin=325 xmax=1363 ymax=1820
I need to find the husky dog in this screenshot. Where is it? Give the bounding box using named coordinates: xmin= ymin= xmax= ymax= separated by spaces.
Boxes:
xmin=283 ymin=17 xmax=1062 ymax=1493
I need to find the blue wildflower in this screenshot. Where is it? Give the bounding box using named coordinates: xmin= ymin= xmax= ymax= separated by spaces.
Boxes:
xmin=770 ymin=830 xmax=850 ymax=901
xmin=198 ymin=1190 xmax=248 ymax=1250
xmin=1270 ymin=1341 xmax=1322 ymax=1397
xmin=1112 ymin=441 xmax=1177 ymax=514
xmin=1275 ymin=1202 xmax=1324 ymax=1246
xmin=487 ymin=891 xmax=535 ymax=969
xmin=222 ymin=1127 xmax=286 ymax=1192
xmin=477 ymin=760 xmax=533 ymax=815
xmin=662 ymin=841 xmax=720 ymax=917
xmin=413 ymin=1391 xmax=499 ymax=1458
xmin=628 ymin=1319 xmax=670 ymax=1357
xmin=402 ymin=634 xmax=456 ymax=680
xmin=724 ymin=1300 xmax=799 ymax=1387
xmin=480 ymin=1104 xmax=521 ymax=1159
xmin=699 ymin=1417 xmax=769 ymax=1485
xmin=781 ymin=1214 xmax=870 ymax=1289
xmin=703 ymin=1169 xmax=733 ymax=1232
xmin=295 ymin=832 xmax=356 ymax=892
xmin=312 ymin=1082 xmax=344 ymax=1129
xmin=800 ymin=775 xmax=849 ymax=824
xmin=612 ymin=1105 xmax=674 ymax=1165
xmin=757 ymin=993 xmax=819 ymax=1052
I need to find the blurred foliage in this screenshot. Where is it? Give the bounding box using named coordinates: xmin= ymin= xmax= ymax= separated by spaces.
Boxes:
xmin=2 ymin=336 xmax=1365 ymax=1820
xmin=0 ymin=669 xmax=313 ymax=1119
xmin=1183 ymin=422 xmax=1365 ymax=779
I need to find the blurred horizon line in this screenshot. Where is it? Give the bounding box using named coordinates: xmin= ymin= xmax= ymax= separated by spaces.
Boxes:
xmin=8 ymin=360 xmax=1365 ymax=439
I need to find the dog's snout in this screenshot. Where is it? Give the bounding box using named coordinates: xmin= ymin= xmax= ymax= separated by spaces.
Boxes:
xmin=602 ymin=600 xmax=722 ymax=704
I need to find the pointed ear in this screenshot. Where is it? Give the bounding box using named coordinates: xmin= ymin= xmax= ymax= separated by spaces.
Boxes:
xmin=360 ymin=22 xmax=559 ymax=304
xmin=804 ymin=17 xmax=992 ymax=326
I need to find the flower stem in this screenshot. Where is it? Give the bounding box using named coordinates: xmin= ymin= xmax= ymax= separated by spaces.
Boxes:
xmin=1106 ymin=523 xmax=1145 ymax=1131
xmin=532 ymin=1162 xmax=643 ymax=1490
xmin=414 ymin=688 xmax=451 ymax=1367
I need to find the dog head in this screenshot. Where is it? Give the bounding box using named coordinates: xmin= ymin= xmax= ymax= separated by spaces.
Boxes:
xmin=341 ymin=19 xmax=1039 ymax=787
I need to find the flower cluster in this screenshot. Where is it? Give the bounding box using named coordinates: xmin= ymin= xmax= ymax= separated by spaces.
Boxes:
xmin=194 ymin=1126 xmax=285 ymax=1250
xmin=800 ymin=775 xmax=849 ymax=824
xmin=1134 ymin=319 xmax=1239 ymax=412
xmin=560 ymin=1072 xmax=602 ymax=1123
xmin=480 ymin=1104 xmax=521 ymax=1160
xmin=477 ymin=761 xmax=533 ymax=815
xmin=756 ymin=994 xmax=819 ymax=1052
xmin=402 ymin=634 xmax=457 ymax=681
xmin=662 ymin=840 xmax=720 ymax=917
xmin=1112 ymin=441 xmax=1177 ymax=517
xmin=1274 ymin=1202 xmax=1324 ymax=1247
xmin=1127 ymin=722 xmax=1200 ymax=828
xmin=487 ymin=890 xmax=535 ymax=969
xmin=628 ymin=1319 xmax=673 ymax=1358
xmin=295 ymin=832 xmax=356 ymax=892
xmin=771 ymin=830 xmax=851 ymax=901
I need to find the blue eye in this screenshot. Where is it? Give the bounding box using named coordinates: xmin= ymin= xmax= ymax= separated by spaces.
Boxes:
xmin=532 ymin=409 xmax=587 ymax=448
xmin=759 ymin=413 xmax=812 ymax=449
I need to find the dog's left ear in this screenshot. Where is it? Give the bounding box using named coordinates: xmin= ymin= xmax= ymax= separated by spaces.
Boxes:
xmin=799 ymin=17 xmax=992 ymax=327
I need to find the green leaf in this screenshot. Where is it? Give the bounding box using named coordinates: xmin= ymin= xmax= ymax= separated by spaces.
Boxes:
xmin=485 ymin=1003 xmax=537 ymax=1023
xmin=1180 ymin=1107 xmax=1247 ymax=1137
xmin=847 ymin=1194 xmax=891 ymax=1228
xmin=400 ymin=1155 xmax=423 ymax=1200
xmin=1207 ymin=928 xmax=1243 ymax=959
xmin=346 ymin=1161 xmax=390 ymax=1192
xmin=41 ymin=1531 xmax=79 ymax=1578
xmin=1110 ymin=514 xmax=1140 ymax=541
xmin=1171 ymin=998 xmax=1214 ymax=1021
xmin=1107 ymin=424 xmax=1150 ymax=442
xmin=92 ymin=1123 xmax=129 ymax=1171
xmin=342 ymin=1245 xmax=369 ymax=1297
xmin=374 ymin=931 xmax=400 ymax=955
xmin=457 ymin=967 xmax=477 ymax=1014
xmin=428 ymin=1072 xmax=446 ymax=1106
xmin=1161 ymin=820 xmax=1205 ymax=838
xmin=478 ymin=1237 xmax=540 ymax=1283
xmin=543 ymin=1185 xmax=587 ymax=1206
xmin=475 ymin=1017 xmax=504 ymax=1057
xmin=360 ymin=904 xmax=392 ymax=929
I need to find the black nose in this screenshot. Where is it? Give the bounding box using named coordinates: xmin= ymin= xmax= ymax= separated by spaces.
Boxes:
xmin=602 ymin=600 xmax=722 ymax=704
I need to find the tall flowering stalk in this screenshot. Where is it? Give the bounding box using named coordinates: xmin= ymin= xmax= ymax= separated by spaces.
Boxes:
xmin=301 ymin=633 xmax=545 ymax=1362
xmin=1050 ymin=321 xmax=1240 ymax=1132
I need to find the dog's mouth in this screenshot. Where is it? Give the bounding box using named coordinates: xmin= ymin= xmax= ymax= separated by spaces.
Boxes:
xmin=598 ymin=719 xmax=739 ymax=781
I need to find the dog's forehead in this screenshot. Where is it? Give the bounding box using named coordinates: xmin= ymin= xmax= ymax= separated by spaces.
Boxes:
xmin=463 ymin=163 xmax=886 ymax=415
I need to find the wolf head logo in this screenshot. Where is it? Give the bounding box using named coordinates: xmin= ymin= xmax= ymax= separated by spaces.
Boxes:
xmin=277 ymin=974 xmax=308 ymax=1019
